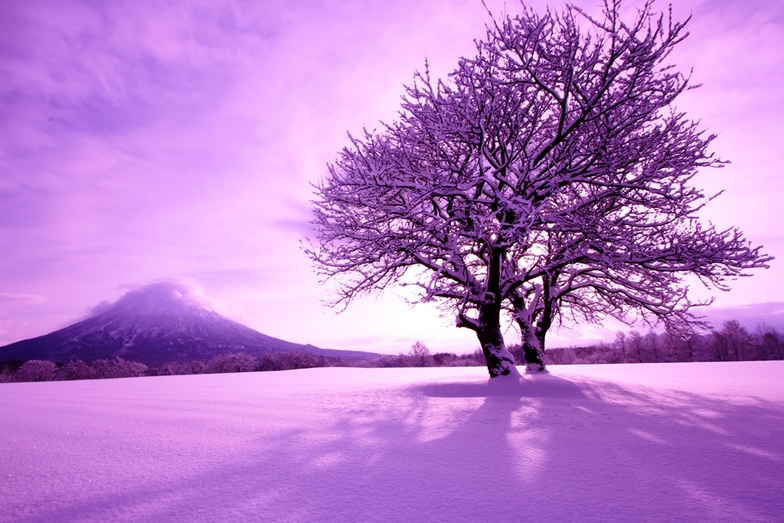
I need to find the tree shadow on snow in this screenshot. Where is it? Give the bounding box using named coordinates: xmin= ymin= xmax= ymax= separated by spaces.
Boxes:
xmin=415 ymin=372 xmax=587 ymax=399
xmin=23 ymin=371 xmax=784 ymax=523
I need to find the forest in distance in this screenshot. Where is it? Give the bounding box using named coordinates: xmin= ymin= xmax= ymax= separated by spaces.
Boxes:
xmin=2 ymin=319 xmax=781 ymax=384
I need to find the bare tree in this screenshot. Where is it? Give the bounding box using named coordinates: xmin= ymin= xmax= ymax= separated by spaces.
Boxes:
xmin=712 ymin=320 xmax=753 ymax=361
xmin=409 ymin=341 xmax=433 ymax=367
xmin=756 ymin=324 xmax=782 ymax=361
xmin=646 ymin=331 xmax=661 ymax=362
xmin=307 ymin=0 xmax=771 ymax=378
xmin=614 ymin=331 xmax=627 ymax=363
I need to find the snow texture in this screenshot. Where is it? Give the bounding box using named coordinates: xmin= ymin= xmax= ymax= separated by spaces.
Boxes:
xmin=2 ymin=362 xmax=783 ymax=522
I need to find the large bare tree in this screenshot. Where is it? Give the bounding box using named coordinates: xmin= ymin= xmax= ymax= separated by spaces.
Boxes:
xmin=307 ymin=0 xmax=771 ymax=377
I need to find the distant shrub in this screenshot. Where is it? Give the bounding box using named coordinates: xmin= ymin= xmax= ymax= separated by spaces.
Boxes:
xmin=90 ymin=358 xmax=148 ymax=379
xmin=157 ymin=360 xmax=206 ymax=376
xmin=256 ymin=352 xmax=283 ymax=371
xmin=0 ymin=368 xmax=15 ymax=383
xmin=282 ymin=352 xmax=330 ymax=370
xmin=257 ymin=351 xmax=331 ymax=371
xmin=205 ymin=353 xmax=258 ymax=374
xmin=14 ymin=360 xmax=58 ymax=382
xmin=432 ymin=352 xmax=457 ymax=366
xmin=360 ymin=349 xmax=484 ymax=369
xmin=508 ymin=344 xmax=526 ymax=365
xmin=59 ymin=360 xmax=96 ymax=380
xmin=112 ymin=358 xmax=148 ymax=378
xmin=372 ymin=354 xmax=408 ymax=368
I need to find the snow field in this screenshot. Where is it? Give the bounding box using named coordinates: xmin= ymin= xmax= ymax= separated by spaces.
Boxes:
xmin=1 ymin=362 xmax=783 ymax=522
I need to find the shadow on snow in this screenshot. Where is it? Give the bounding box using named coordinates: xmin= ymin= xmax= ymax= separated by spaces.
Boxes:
xmin=16 ymin=372 xmax=784 ymax=523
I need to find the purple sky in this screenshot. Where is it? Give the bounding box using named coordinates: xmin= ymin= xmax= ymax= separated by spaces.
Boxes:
xmin=1 ymin=0 xmax=782 ymax=354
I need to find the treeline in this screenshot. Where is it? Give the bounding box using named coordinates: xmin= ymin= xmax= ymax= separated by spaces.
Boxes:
xmin=533 ymin=320 xmax=783 ymax=365
xmin=0 ymin=351 xmax=343 ymax=383
xmin=2 ymin=320 xmax=781 ymax=382
xmin=355 ymin=322 xmax=784 ymax=368
xmin=352 ymin=342 xmax=486 ymax=369
xmin=0 ymin=347 xmax=486 ymax=383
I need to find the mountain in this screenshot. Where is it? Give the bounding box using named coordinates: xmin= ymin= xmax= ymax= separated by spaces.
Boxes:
xmin=0 ymin=282 xmax=379 ymax=366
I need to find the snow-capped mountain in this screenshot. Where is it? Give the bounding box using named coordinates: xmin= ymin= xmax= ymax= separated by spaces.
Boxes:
xmin=0 ymin=282 xmax=378 ymax=366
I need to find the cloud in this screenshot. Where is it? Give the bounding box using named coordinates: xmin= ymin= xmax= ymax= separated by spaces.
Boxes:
xmin=87 ymin=280 xmax=201 ymax=314
xmin=84 ymin=278 xmax=249 ymax=323
xmin=0 ymin=293 xmax=47 ymax=305
xmin=698 ymin=302 xmax=784 ymax=331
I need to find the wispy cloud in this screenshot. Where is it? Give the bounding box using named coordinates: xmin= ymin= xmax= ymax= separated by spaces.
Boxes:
xmin=0 ymin=293 xmax=47 ymax=305
xmin=701 ymin=302 xmax=784 ymax=331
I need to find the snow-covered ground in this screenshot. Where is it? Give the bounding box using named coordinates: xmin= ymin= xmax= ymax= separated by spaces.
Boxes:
xmin=2 ymin=362 xmax=783 ymax=522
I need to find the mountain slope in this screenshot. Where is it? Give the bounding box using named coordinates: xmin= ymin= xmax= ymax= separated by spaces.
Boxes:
xmin=0 ymin=283 xmax=378 ymax=366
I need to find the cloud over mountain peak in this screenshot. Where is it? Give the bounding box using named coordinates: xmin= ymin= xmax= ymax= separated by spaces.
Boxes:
xmin=89 ymin=280 xmax=215 ymax=317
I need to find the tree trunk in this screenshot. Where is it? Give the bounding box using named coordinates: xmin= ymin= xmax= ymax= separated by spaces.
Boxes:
xmin=517 ymin=319 xmax=547 ymax=373
xmin=522 ymin=341 xmax=546 ymax=373
xmin=452 ymin=243 xmax=517 ymax=377
xmin=458 ymin=302 xmax=519 ymax=378
xmin=532 ymin=324 xmax=548 ymax=372
xmin=474 ymin=246 xmax=519 ymax=378
xmin=476 ymin=313 xmax=519 ymax=378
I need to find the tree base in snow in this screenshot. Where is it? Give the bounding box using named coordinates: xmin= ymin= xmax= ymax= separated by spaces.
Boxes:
xmin=525 ymin=363 xmax=548 ymax=374
xmin=488 ymin=361 xmax=521 ymax=378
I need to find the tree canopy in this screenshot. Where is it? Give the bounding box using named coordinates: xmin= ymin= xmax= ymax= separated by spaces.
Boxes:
xmin=307 ymin=0 xmax=772 ymax=377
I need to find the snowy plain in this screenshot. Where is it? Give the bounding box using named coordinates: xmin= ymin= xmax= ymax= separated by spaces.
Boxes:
xmin=2 ymin=362 xmax=783 ymax=523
